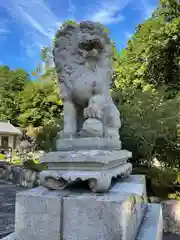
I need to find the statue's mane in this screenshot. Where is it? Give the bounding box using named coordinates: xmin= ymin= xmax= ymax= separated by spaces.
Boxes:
xmin=53 ymin=21 xmax=113 ymax=84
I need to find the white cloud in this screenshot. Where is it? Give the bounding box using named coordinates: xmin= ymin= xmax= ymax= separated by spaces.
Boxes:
xmin=0 ymin=0 xmax=62 ymax=57
xmin=0 ymin=0 xmax=62 ymax=39
xmin=18 ymin=6 xmax=51 ymax=38
xmin=89 ymin=0 xmax=132 ymax=24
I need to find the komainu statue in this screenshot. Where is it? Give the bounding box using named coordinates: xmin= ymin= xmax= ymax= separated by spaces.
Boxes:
xmin=39 ymin=21 xmax=132 ymax=193
xmin=53 ymin=21 xmax=121 ymax=140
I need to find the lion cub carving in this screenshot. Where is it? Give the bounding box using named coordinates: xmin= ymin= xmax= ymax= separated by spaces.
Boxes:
xmin=53 ymin=21 xmax=121 ymax=139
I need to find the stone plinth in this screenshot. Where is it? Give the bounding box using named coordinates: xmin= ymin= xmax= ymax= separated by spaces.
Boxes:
xmin=56 ymin=137 xmax=122 ymax=151
xmin=1 ymin=175 xmax=163 ymax=240
xmin=39 ymin=149 xmax=132 ymax=192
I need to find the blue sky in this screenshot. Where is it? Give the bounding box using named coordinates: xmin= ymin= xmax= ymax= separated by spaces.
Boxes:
xmin=0 ymin=0 xmax=158 ymax=75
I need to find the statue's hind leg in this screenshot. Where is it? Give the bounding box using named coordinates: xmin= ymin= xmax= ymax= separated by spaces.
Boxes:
xmin=103 ymin=103 xmax=121 ymax=140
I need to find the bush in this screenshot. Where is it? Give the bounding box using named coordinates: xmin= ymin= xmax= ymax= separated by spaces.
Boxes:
xmin=133 ymin=166 xmax=180 ymax=199
xmin=0 ymin=154 xmax=5 ymax=160
xmin=11 ymin=159 xmax=21 ymax=165
xmin=35 ymin=125 xmax=61 ymax=152
xmin=3 ymin=157 xmax=47 ymax=172
xmin=113 ymin=88 xmax=180 ymax=167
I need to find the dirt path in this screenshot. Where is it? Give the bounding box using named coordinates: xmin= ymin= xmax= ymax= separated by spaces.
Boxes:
xmin=163 ymin=233 xmax=180 ymax=240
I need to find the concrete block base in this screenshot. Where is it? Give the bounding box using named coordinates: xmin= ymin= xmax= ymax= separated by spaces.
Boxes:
xmin=2 ymin=175 xmax=163 ymax=240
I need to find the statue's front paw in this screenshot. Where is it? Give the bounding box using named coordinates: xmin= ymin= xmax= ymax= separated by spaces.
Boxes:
xmin=84 ymin=105 xmax=102 ymax=119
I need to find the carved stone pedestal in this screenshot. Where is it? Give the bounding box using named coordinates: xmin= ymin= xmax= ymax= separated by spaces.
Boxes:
xmin=39 ymin=148 xmax=132 ymax=193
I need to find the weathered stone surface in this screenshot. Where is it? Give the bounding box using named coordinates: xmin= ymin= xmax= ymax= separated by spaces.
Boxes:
xmin=56 ymin=137 xmax=122 ymax=151
xmin=10 ymin=175 xmax=147 ymax=240
xmin=40 ymin=149 xmax=131 ymax=169
xmin=0 ymin=176 xmax=166 ymax=240
xmin=14 ymin=186 xmax=69 ymax=240
xmin=136 ymin=203 xmax=163 ymax=240
xmin=53 ymin=21 xmax=121 ymax=139
xmin=40 ymin=162 xmax=132 ymax=192
xmin=162 ymin=200 xmax=180 ymax=234
xmin=63 ymin=178 xmax=147 ymax=240
xmin=39 ymin=149 xmax=132 ymax=192
xmin=110 ymin=175 xmax=147 ymax=199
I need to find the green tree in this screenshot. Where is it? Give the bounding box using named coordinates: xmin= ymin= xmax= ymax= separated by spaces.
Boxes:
xmin=114 ymin=0 xmax=180 ymax=94
xmin=111 ymin=0 xmax=180 ymax=167
xmin=19 ymin=80 xmax=63 ymax=128
xmin=0 ymin=66 xmax=30 ymax=125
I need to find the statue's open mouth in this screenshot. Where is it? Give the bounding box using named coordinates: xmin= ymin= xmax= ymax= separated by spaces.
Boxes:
xmin=79 ymin=39 xmax=104 ymax=52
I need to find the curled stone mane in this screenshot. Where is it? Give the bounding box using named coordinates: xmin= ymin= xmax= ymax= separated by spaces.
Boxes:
xmin=53 ymin=21 xmax=113 ymax=92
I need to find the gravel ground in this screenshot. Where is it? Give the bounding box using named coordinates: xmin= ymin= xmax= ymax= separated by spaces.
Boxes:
xmin=0 ymin=180 xmax=24 ymax=239
xmin=0 ymin=180 xmax=180 ymax=239
xmin=163 ymin=233 xmax=180 ymax=240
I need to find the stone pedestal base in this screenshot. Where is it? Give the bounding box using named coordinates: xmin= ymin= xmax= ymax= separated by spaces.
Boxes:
xmin=39 ymin=149 xmax=132 ymax=192
xmin=39 ymin=163 xmax=132 ymax=192
xmin=56 ymin=137 xmax=122 ymax=151
xmin=2 ymin=175 xmax=163 ymax=240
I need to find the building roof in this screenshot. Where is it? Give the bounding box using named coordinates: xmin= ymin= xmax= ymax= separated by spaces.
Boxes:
xmin=0 ymin=122 xmax=22 ymax=135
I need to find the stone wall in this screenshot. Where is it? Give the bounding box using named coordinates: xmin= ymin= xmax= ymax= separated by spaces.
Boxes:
xmin=0 ymin=162 xmax=40 ymax=188
xmin=149 ymin=197 xmax=180 ymax=235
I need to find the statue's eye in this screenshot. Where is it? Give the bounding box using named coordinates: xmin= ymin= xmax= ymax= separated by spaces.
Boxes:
xmin=93 ymin=42 xmax=103 ymax=50
xmin=79 ymin=42 xmax=94 ymax=51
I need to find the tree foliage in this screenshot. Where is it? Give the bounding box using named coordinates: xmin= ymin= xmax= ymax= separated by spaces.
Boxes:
xmin=114 ymin=0 xmax=180 ymax=94
xmin=113 ymin=0 xmax=180 ymax=167
xmin=0 ymin=66 xmax=30 ymax=125
xmin=19 ymin=80 xmax=63 ymax=127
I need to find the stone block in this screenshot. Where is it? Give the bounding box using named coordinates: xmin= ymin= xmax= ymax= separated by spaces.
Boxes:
xmin=14 ymin=186 xmax=69 ymax=240
xmin=111 ymin=175 xmax=147 ymax=199
xmin=1 ymin=233 xmax=15 ymax=240
xmin=56 ymin=137 xmax=122 ymax=151
xmin=162 ymin=200 xmax=180 ymax=234
xmin=1 ymin=175 xmax=153 ymax=240
xmin=63 ymin=192 xmax=147 ymax=240
xmin=136 ymin=203 xmax=163 ymax=240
